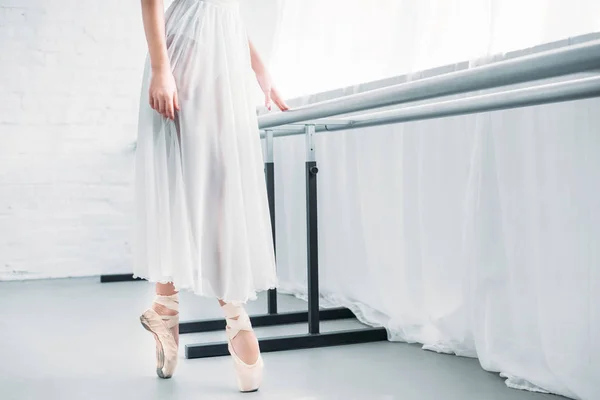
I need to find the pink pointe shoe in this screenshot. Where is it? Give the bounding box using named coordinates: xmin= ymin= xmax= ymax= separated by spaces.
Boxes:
xmin=139 ymin=293 xmax=179 ymax=379
xmin=222 ymin=303 xmax=264 ymax=392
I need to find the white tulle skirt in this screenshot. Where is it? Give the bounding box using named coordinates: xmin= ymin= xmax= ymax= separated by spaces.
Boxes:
xmin=132 ymin=0 xmax=277 ymax=303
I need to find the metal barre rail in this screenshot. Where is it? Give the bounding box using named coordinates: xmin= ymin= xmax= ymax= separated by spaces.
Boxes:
xmin=260 ymin=75 xmax=600 ymax=137
xmin=258 ymin=39 xmax=600 ymax=130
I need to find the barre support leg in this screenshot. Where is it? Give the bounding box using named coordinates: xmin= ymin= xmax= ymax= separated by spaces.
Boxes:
xmin=265 ymin=129 xmax=278 ymax=315
xmin=305 ymin=124 xmax=320 ymax=334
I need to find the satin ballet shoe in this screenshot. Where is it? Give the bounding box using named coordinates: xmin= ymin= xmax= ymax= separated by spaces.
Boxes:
xmin=140 ymin=293 xmax=179 ymax=379
xmin=222 ymin=303 xmax=264 ymax=392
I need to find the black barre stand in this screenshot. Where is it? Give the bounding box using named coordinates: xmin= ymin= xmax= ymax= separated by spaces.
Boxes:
xmin=184 ymin=124 xmax=387 ymax=359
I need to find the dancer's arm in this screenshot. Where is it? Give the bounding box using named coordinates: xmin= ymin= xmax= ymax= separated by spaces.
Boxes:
xmin=141 ymin=0 xmax=179 ymax=120
xmin=248 ymin=39 xmax=289 ymax=111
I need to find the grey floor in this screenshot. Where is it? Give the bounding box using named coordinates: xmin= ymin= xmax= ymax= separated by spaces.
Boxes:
xmin=0 ymin=278 xmax=565 ymax=400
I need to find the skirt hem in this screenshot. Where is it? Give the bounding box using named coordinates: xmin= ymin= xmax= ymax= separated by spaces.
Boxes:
xmin=132 ymin=273 xmax=278 ymax=305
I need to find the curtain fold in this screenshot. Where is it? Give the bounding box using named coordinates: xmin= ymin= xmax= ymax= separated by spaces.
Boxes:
xmin=268 ymin=2 xmax=600 ymax=398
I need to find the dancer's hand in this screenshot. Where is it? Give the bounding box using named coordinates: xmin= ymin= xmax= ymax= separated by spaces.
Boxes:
xmin=255 ymin=69 xmax=289 ymax=112
xmin=149 ymin=68 xmax=180 ymax=120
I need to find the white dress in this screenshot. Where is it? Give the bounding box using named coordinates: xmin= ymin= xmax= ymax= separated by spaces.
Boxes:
xmin=133 ymin=0 xmax=277 ymax=304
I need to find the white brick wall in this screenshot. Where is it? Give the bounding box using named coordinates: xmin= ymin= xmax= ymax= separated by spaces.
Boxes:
xmin=0 ymin=0 xmax=145 ymax=280
xmin=0 ymin=0 xmax=277 ymax=280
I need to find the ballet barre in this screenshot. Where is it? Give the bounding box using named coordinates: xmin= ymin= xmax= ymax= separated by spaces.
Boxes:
xmin=183 ymin=41 xmax=600 ymax=359
xmin=258 ymin=39 xmax=600 ymax=129
xmin=99 ymin=38 xmax=600 ymax=357
xmin=259 ymin=74 xmax=600 ymax=137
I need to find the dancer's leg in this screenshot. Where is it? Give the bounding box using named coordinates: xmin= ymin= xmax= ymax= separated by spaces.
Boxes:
xmin=218 ymin=299 xmax=259 ymax=364
xmin=139 ymin=283 xmax=180 ymax=378
xmin=155 ymin=283 xmax=179 ymax=345
xmin=219 ymin=300 xmax=264 ymax=392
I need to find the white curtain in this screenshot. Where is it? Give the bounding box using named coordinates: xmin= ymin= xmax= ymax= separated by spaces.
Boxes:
xmin=270 ymin=0 xmax=600 ymax=98
xmin=266 ymin=1 xmax=600 ymax=399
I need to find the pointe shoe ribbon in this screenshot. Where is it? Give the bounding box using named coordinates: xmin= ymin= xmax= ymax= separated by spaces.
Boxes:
xmin=152 ymin=293 xmax=180 ymax=330
xmin=222 ymin=303 xmax=252 ymax=340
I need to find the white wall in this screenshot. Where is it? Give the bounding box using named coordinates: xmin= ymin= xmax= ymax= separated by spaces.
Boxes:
xmin=0 ymin=0 xmax=277 ymax=280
